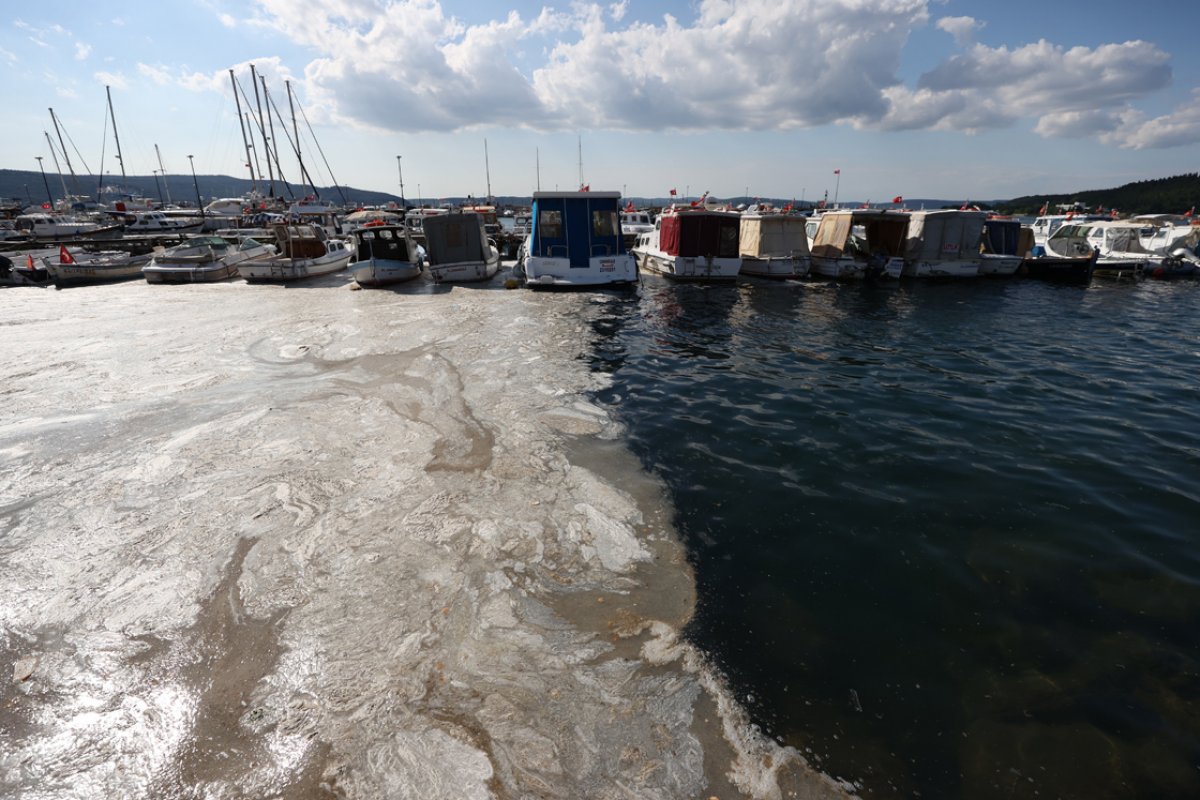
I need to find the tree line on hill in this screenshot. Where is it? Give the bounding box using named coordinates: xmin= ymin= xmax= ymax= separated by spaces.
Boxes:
xmin=997 ymin=173 xmax=1200 ymax=216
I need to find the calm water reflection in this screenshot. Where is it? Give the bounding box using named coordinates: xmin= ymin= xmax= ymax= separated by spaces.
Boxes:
xmin=588 ymin=276 xmax=1200 ymax=799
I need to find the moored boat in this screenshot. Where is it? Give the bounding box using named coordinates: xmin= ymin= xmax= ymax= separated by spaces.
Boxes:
xmin=902 ymin=210 xmax=986 ymax=278
xmin=737 ymin=209 xmax=810 ymax=278
xmin=422 ymin=212 xmax=500 ymax=283
xmin=144 ymin=236 xmax=275 ymax=283
xmin=239 ymin=223 xmax=351 ymax=282
xmin=978 ymin=217 xmax=1028 ymax=276
xmin=809 ymin=208 xmax=907 ymax=280
xmin=43 ymin=245 xmax=152 ymax=289
xmin=518 ymin=191 xmax=637 ymax=288
xmin=1046 ymin=223 xmax=1145 ymax=279
xmin=1020 ymin=251 xmax=1097 ymax=284
xmin=632 ymin=204 xmax=742 ymax=281
xmin=348 ymin=224 xmax=425 ymax=287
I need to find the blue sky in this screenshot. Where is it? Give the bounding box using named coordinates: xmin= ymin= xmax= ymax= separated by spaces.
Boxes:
xmin=3 ymin=0 xmax=1198 ymax=203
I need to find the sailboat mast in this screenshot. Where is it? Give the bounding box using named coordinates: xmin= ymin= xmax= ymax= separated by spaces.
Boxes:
xmin=48 ymin=108 xmax=79 ymax=197
xmin=262 ymin=76 xmax=284 ymax=185
xmin=106 ymin=85 xmax=126 ymax=183
xmin=536 ymin=147 xmax=541 ymax=193
xmin=286 ymin=80 xmax=316 ymax=199
xmin=155 ymin=144 xmax=172 ymax=203
xmin=45 ymin=130 xmax=70 ymax=200
xmin=229 ymin=69 xmax=257 ymax=191
xmin=577 ymin=135 xmax=582 ymax=189
xmin=484 ymin=138 xmax=492 ymax=203
xmin=250 ymin=64 xmax=275 ymax=195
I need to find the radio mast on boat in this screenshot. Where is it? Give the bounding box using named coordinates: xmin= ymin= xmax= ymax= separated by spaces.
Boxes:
xmin=44 ymin=131 xmax=70 ymax=201
xmin=48 ymin=108 xmax=81 ymax=198
xmin=250 ymin=64 xmax=275 ymax=197
xmin=577 ymin=135 xmax=583 ymax=190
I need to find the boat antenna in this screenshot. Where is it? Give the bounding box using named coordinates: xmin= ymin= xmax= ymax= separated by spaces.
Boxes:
xmin=250 ymin=64 xmax=276 ymax=197
xmin=229 ymin=69 xmax=257 ymax=192
xmin=484 ymin=138 xmax=492 ymax=204
xmin=536 ymin=147 xmax=541 ymax=192
xmin=155 ymin=144 xmax=172 ymax=204
xmin=97 ymin=95 xmax=110 ymax=198
xmin=577 ymin=135 xmax=583 ymax=190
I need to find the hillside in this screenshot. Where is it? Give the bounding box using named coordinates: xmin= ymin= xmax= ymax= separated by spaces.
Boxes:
xmin=999 ymin=173 xmax=1200 ymax=216
xmin=0 ymin=169 xmax=402 ymax=209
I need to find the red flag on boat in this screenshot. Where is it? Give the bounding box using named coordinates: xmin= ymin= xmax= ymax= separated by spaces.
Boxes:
xmin=892 ymin=196 xmax=903 ymax=204
xmin=669 ymin=188 xmax=677 ymax=196
xmin=624 ymin=200 xmax=635 ymax=212
xmin=1186 ymin=207 xmax=1195 ymax=218
xmin=59 ymin=245 xmax=75 ymax=265
xmin=833 ymin=169 xmax=841 ymax=175
xmin=27 ymin=255 xmax=35 ymax=269
xmin=1039 ymin=203 xmax=1048 ymax=215
xmin=580 ymin=184 xmax=589 ymax=192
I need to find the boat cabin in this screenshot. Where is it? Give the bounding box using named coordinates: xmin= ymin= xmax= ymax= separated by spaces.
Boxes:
xmin=527 ymin=191 xmax=626 ymax=266
xmin=811 ymin=209 xmax=908 ymax=261
xmin=351 ymin=225 xmax=418 ymax=262
xmin=981 ymin=218 xmax=1026 ymax=256
xmin=422 ymin=212 xmax=490 ymax=266
xmin=739 ymin=213 xmax=810 ymax=259
xmin=903 ymin=210 xmax=986 ymax=263
xmin=657 ymin=208 xmax=740 ymax=258
xmin=272 ymin=224 xmax=332 ymax=259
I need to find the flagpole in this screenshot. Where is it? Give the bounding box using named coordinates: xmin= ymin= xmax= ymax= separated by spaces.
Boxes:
xmin=833 ymin=170 xmax=841 ymax=208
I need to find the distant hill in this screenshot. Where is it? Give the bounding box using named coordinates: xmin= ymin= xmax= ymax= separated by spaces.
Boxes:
xmin=0 ymin=169 xmax=403 ymax=209
xmin=999 ymin=174 xmax=1200 ymax=216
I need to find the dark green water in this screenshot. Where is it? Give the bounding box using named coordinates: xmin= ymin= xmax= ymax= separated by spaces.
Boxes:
xmin=586 ymin=276 xmax=1200 ymax=799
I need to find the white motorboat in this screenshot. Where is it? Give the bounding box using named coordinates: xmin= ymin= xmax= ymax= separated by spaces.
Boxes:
xmin=13 ymin=212 xmax=124 ymax=241
xmin=632 ymin=203 xmax=742 ymax=281
xmin=422 ymin=212 xmax=500 ymax=283
xmin=738 ymin=209 xmax=811 ymax=278
xmin=1045 ymin=222 xmax=1146 ymax=279
xmin=125 ymin=211 xmax=204 ymax=234
xmin=144 ymin=236 xmax=275 ymax=283
xmin=42 ymin=245 xmax=152 ymax=289
xmin=809 ymin=209 xmax=907 ymax=279
xmin=239 ymin=223 xmax=352 ymax=282
xmin=518 ymin=191 xmax=637 ymax=288
xmin=348 ymin=224 xmax=425 ymax=287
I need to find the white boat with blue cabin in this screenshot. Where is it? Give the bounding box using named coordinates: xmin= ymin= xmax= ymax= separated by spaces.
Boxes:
xmin=519 ymin=191 xmax=638 ymax=288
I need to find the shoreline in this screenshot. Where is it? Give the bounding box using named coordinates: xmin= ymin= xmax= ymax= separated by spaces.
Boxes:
xmin=0 ymin=274 xmax=853 ymax=798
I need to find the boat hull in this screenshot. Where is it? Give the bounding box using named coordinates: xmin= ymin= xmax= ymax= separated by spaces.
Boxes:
xmin=633 ymin=249 xmax=740 ymax=281
xmin=739 ymin=255 xmax=810 ymax=279
xmin=523 ymin=253 xmax=638 ymax=288
xmin=48 ymin=259 xmax=149 ymax=288
xmin=240 ymin=251 xmax=351 ymax=282
xmin=144 ymin=262 xmax=241 ymax=283
xmin=427 ymin=251 xmax=500 ymax=283
xmin=902 ymin=259 xmax=980 ymax=278
xmin=351 ymin=259 xmax=423 ymax=287
xmin=979 ymin=255 xmax=1023 ymax=277
xmin=1021 ymin=255 xmax=1095 ymax=284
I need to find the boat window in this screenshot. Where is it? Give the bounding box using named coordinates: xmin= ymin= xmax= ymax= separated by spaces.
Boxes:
xmin=592 ymin=210 xmax=619 ymax=237
xmin=539 ymin=209 xmax=563 ymax=238
xmin=378 ymin=229 xmax=394 ymax=241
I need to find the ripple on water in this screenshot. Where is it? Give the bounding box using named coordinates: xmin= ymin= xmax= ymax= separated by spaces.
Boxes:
xmin=590 ymin=277 xmax=1200 ymax=799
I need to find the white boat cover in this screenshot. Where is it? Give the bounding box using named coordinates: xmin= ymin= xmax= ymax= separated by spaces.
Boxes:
xmin=739 ymin=215 xmax=810 ymax=258
xmin=903 ymin=211 xmax=986 ymax=262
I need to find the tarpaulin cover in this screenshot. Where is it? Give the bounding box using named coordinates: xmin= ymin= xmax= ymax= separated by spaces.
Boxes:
xmin=660 ymin=212 xmax=739 ymax=257
xmin=423 ymin=213 xmax=488 ymax=265
xmin=739 ymin=215 xmax=810 ymax=258
xmin=982 ymin=219 xmax=1022 ymax=256
xmin=904 ymin=211 xmax=985 ymax=261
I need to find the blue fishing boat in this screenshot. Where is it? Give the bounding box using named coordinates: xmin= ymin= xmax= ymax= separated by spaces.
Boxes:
xmin=518 ymin=191 xmax=637 ymax=288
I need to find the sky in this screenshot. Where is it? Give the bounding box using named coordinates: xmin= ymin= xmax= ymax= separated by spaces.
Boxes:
xmin=2 ymin=0 xmax=1199 ymax=204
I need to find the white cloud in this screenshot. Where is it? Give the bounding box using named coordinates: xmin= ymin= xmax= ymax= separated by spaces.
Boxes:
xmin=872 ymin=38 xmax=1174 ymax=140
xmin=75 ymin=41 xmax=91 ymax=60
xmin=137 ymin=63 xmax=175 ymax=86
xmin=219 ymin=13 xmax=237 ymax=28
xmin=94 ymin=70 xmax=128 ymax=89
xmin=165 ymin=0 xmax=1195 ymax=151
xmin=936 ymin=15 xmax=982 ymax=46
xmin=1100 ymin=89 xmax=1200 ymax=150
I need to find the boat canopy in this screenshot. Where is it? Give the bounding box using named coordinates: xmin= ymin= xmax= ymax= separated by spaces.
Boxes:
xmin=904 ymin=211 xmax=985 ymax=262
xmin=810 ymin=210 xmax=908 ymax=259
xmin=422 ymin=212 xmax=490 ymax=265
xmin=659 ymin=210 xmax=740 ymax=258
xmin=981 ymin=219 xmax=1023 ymax=256
xmin=1092 ymin=222 xmax=1155 ymax=255
xmin=739 ymin=214 xmax=810 ymax=258
xmin=1046 ymin=224 xmax=1098 ymax=258
xmin=529 ymin=191 xmax=625 ymax=267
xmin=351 ymin=225 xmax=416 ymax=262
xmin=273 ymin=224 xmax=330 ymax=259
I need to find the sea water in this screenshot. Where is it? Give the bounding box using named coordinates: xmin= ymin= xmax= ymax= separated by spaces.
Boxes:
xmin=586 ymin=276 xmax=1200 ymax=799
